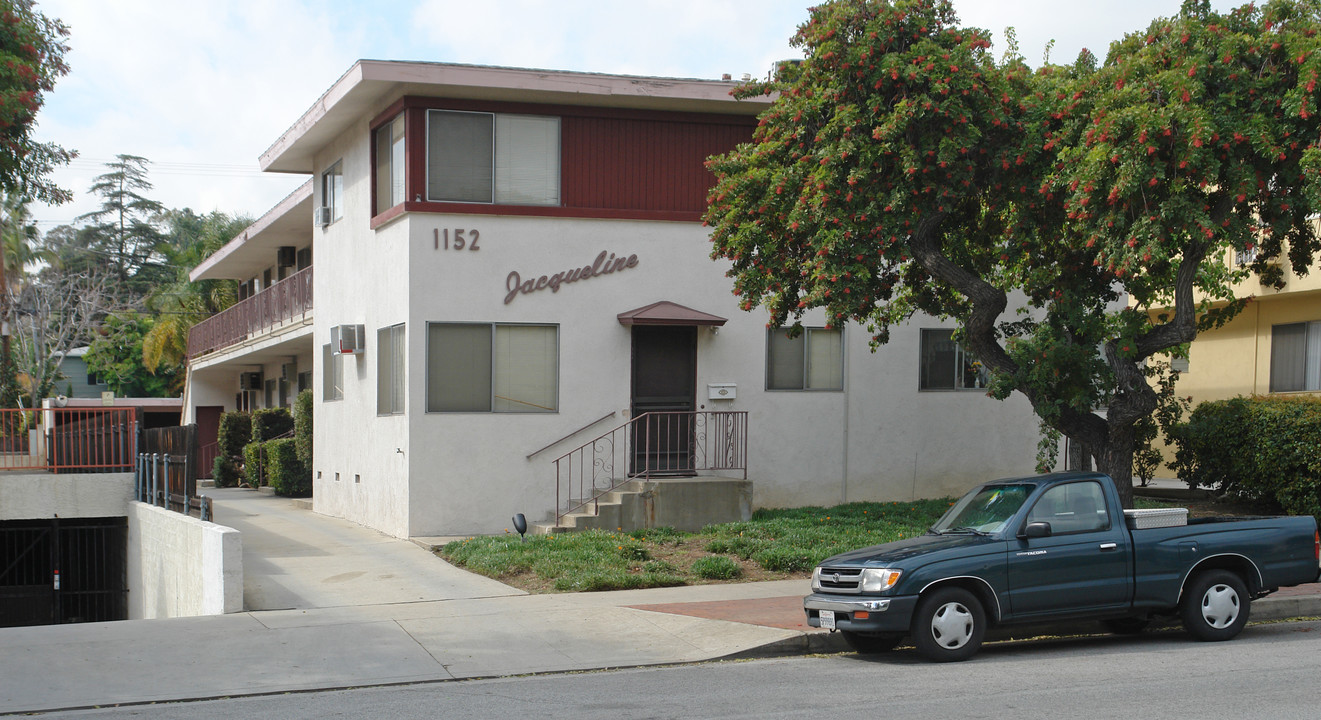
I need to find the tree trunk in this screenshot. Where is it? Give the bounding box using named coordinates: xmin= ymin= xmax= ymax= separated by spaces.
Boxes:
xmin=1094 ymin=424 xmax=1137 ymax=509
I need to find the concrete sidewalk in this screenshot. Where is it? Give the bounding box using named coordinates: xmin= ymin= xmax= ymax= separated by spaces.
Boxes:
xmin=1 ymin=489 xmax=1318 ymax=715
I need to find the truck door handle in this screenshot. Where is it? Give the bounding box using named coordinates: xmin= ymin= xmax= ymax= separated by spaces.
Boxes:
xmin=1099 ymin=542 xmax=1118 ymax=551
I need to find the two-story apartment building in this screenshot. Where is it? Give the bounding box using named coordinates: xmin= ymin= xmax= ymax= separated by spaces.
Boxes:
xmin=183 ymin=60 xmax=1047 ymax=539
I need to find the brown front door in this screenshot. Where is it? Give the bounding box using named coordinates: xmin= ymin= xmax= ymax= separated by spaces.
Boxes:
xmin=630 ymin=326 xmax=697 ymax=475
xmin=196 ymin=406 xmax=223 ymax=479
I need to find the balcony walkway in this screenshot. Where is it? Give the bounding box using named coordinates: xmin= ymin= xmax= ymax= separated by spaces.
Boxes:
xmin=187 ymin=265 xmax=312 ymax=360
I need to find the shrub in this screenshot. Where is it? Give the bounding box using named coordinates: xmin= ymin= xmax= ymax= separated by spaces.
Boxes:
xmin=242 ymin=442 xmax=265 ymax=487
xmin=217 ymin=411 xmax=251 ymax=459
xmin=212 ymin=456 xmax=241 ymax=488
xmin=266 ymin=438 xmax=309 ymax=497
xmin=251 ymin=407 xmax=294 ymax=442
xmin=293 ymin=389 xmax=313 ymax=466
xmin=751 ymin=547 xmax=815 ymax=572
xmin=1169 ymin=396 xmax=1321 ymax=521
xmin=692 ymin=556 xmax=743 ymax=580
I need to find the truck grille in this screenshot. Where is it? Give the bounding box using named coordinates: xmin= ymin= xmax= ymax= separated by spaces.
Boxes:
xmin=817 ymin=566 xmax=863 ymax=594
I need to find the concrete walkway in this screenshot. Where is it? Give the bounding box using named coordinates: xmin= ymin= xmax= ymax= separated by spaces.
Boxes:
xmin=1 ymin=490 xmax=1318 ymax=715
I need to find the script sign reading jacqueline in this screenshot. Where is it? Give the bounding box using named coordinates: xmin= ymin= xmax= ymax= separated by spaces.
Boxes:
xmin=504 ymin=250 xmax=639 ymax=304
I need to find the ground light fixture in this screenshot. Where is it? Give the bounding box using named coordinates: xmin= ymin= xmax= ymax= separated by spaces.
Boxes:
xmin=512 ymin=513 xmax=528 ymax=541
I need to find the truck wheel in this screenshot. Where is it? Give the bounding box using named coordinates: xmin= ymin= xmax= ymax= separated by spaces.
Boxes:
xmin=1181 ymin=569 xmax=1250 ymax=642
xmin=911 ymin=587 xmax=985 ymax=662
xmin=841 ymin=631 xmax=902 ymax=654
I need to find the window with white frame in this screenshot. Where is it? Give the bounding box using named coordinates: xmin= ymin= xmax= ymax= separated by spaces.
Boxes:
xmin=322 ymin=343 xmax=343 ymax=401
xmin=426 ymin=323 xmax=558 ymax=412
xmin=920 ymin=329 xmax=989 ymax=390
xmin=426 ymin=110 xmax=560 ymax=206
xmin=766 ymin=327 xmax=843 ymax=390
xmin=321 ymin=160 xmax=343 ymax=223
xmin=377 ymin=323 xmax=405 ymax=415
xmin=1270 ymin=321 xmax=1321 ymax=392
xmin=374 ymin=114 xmax=405 ymax=216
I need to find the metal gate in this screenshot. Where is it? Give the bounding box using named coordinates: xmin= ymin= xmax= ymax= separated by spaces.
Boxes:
xmin=0 ymin=518 xmax=127 ymax=628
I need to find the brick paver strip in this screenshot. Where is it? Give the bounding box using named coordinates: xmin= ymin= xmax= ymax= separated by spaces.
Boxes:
xmin=630 ymin=582 xmax=1321 ymax=631
xmin=629 ymin=596 xmax=819 ymax=632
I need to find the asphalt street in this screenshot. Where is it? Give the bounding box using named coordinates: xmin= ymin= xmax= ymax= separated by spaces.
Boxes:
xmin=56 ymin=619 xmax=1321 ymax=720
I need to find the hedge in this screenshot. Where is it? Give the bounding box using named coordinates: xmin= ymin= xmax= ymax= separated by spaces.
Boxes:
xmin=242 ymin=442 xmax=265 ymax=487
xmin=252 ymin=407 xmax=294 ymax=442
xmin=294 ymin=389 xmax=313 ymax=467
xmin=217 ymin=411 xmax=251 ymax=458
xmin=1169 ymin=395 xmax=1321 ymax=521
xmin=265 ymin=438 xmax=310 ymax=497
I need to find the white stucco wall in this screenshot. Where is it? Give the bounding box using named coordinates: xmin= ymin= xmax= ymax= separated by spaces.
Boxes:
xmin=303 ymin=104 xmax=1048 ymax=539
xmin=126 ymin=502 xmax=242 ymax=619
xmin=0 ymin=473 xmax=134 ymax=520
xmin=310 ymin=118 xmax=413 ymax=537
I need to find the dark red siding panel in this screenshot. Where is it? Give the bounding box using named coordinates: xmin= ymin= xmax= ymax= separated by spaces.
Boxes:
xmin=562 ymin=117 xmax=753 ymax=215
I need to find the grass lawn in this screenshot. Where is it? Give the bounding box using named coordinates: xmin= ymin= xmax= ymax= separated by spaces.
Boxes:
xmin=435 ymin=498 xmax=954 ymax=593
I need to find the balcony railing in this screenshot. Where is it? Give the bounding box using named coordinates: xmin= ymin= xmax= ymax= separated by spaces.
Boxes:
xmin=187 ymin=265 xmax=313 ymax=359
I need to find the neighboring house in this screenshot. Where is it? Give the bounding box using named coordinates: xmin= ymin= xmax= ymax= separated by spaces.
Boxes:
xmin=56 ymin=347 xmax=112 ymax=399
xmin=182 ymin=60 xmax=1046 ymax=539
xmin=1150 ymin=246 xmax=1321 ymax=415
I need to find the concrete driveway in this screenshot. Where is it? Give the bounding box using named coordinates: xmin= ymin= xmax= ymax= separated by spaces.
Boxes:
xmin=207 ymin=488 xmax=523 ymax=610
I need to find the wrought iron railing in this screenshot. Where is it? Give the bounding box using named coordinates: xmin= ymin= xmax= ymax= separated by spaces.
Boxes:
xmin=0 ymin=407 xmax=138 ymax=473
xmin=552 ymin=410 xmax=748 ymax=525
xmin=187 ymin=265 xmax=313 ymax=359
xmin=136 ymin=423 xmax=211 ymax=520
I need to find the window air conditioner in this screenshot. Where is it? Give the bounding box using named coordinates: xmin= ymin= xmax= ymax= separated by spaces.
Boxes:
xmin=331 ymin=324 xmax=365 ymax=355
xmin=313 ymin=206 xmax=332 ymax=227
xmin=240 ymin=372 xmax=263 ymax=391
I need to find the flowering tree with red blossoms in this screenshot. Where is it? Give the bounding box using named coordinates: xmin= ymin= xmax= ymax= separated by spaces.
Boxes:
xmin=705 ymin=0 xmax=1321 ymax=506
xmin=0 ymin=0 xmax=73 ymax=205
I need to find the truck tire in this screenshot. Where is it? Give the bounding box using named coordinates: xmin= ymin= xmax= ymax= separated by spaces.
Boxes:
xmin=910 ymin=587 xmax=986 ymax=662
xmin=841 ymin=631 xmax=902 ymax=654
xmin=1180 ymin=569 xmax=1250 ymax=642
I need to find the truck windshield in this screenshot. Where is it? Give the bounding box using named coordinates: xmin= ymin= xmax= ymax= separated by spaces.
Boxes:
xmin=931 ymin=484 xmax=1033 ymax=535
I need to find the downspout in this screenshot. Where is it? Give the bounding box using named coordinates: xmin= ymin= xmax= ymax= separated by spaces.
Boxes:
xmin=841 ymin=334 xmax=850 ymax=505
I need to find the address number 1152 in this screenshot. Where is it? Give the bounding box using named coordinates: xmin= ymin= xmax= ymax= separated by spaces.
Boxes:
xmin=435 ymin=228 xmax=480 ymax=251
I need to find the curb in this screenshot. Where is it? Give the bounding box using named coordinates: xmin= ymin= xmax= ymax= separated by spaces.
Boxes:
xmin=727 ymin=592 xmax=1321 ymax=660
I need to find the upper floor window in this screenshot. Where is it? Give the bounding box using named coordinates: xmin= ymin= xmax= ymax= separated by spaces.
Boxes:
xmin=1270 ymin=321 xmax=1321 ymax=392
xmin=766 ymin=327 xmax=843 ymax=390
xmin=375 ymin=114 xmax=406 ymax=216
xmin=427 ymin=110 xmax=560 ymax=206
xmin=920 ymin=328 xmax=988 ymax=390
xmin=322 ymin=160 xmax=344 ymax=223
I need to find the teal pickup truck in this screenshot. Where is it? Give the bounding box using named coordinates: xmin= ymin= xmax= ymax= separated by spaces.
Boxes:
xmin=803 ymin=472 xmax=1320 ymax=662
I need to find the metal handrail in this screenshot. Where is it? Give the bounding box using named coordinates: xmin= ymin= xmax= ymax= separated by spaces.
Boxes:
xmin=551 ymin=410 xmax=748 ymax=526
xmin=526 ymin=411 xmax=618 ymax=459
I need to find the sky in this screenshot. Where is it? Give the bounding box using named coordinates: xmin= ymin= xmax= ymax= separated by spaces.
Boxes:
xmin=30 ymin=0 xmax=1241 ymax=231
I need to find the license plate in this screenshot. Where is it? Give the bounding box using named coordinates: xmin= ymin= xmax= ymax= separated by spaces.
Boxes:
xmin=819 ymin=609 xmax=836 ymax=630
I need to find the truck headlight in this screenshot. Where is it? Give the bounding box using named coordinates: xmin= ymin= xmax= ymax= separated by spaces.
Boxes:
xmin=811 ymin=566 xmax=822 ymax=591
xmin=860 ymin=568 xmax=902 ymax=593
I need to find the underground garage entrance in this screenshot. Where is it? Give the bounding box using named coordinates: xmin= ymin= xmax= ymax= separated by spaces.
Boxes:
xmin=0 ymin=517 xmax=127 ymax=627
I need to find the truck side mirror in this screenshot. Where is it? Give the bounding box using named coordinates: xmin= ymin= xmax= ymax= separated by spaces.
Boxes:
xmin=1020 ymin=521 xmax=1052 ymax=539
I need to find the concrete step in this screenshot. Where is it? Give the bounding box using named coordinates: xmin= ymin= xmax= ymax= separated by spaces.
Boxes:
xmin=535 ymin=476 xmax=753 ymax=535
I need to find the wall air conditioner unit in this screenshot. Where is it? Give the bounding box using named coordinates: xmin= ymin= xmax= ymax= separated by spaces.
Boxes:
xmin=281 ymin=363 xmax=296 ymax=380
xmin=277 ymin=246 xmax=296 ymax=268
xmin=240 ymin=372 xmax=263 ymax=391
xmin=313 ymin=206 xmax=331 ymax=227
xmin=331 ymin=324 xmax=365 ymax=355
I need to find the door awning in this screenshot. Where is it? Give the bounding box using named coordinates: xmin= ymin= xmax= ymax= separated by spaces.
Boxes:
xmin=617 ymin=301 xmax=728 ymax=327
